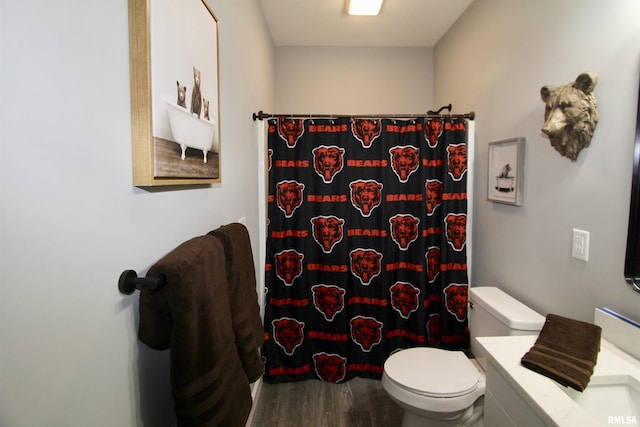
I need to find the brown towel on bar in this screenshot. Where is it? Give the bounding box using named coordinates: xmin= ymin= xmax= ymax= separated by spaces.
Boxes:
xmin=521 ymin=313 xmax=602 ymax=391
xmin=208 ymin=223 xmax=265 ymax=382
xmin=138 ymin=235 xmax=251 ymax=427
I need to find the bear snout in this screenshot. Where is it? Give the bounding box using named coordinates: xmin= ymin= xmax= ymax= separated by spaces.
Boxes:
xmin=541 ymin=109 xmax=567 ymax=136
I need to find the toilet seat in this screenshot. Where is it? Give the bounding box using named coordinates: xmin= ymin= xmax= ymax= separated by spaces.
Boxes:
xmin=383 ymin=347 xmax=480 ymax=397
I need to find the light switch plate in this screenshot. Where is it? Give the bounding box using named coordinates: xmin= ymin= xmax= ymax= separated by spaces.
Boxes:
xmin=571 ymin=228 xmax=590 ymax=262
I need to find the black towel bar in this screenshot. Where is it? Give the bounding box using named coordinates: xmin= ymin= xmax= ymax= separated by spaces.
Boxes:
xmin=118 ymin=270 xmax=165 ymax=295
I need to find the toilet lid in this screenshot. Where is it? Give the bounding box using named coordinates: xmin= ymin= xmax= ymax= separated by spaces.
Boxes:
xmin=383 ymin=347 xmax=480 ymax=397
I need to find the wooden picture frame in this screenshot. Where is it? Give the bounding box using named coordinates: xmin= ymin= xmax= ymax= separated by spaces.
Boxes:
xmin=624 ymin=74 xmax=640 ymax=293
xmin=487 ymin=137 xmax=525 ymax=206
xmin=128 ymin=0 xmax=220 ymax=186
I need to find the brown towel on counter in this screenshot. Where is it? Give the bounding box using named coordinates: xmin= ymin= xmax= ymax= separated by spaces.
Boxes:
xmin=208 ymin=223 xmax=265 ymax=382
xmin=139 ymin=235 xmax=251 ymax=427
xmin=521 ymin=313 xmax=602 ymax=391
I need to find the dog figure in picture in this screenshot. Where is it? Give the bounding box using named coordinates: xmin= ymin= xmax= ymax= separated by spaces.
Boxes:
xmin=190 ymin=66 xmax=202 ymax=118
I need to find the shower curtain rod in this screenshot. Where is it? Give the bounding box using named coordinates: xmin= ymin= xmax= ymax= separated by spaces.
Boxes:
xmin=252 ymin=109 xmax=475 ymax=121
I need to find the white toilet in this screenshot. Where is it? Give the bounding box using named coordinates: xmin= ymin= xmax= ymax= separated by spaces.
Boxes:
xmin=381 ymin=286 xmax=545 ymax=427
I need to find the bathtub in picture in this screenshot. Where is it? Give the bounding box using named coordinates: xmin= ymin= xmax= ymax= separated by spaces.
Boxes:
xmin=163 ymin=94 xmax=218 ymax=163
xmin=495 ymin=176 xmax=515 ymax=193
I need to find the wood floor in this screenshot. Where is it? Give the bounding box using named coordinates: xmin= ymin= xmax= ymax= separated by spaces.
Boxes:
xmin=250 ymin=377 xmax=404 ymax=427
xmin=153 ymin=137 xmax=219 ymax=179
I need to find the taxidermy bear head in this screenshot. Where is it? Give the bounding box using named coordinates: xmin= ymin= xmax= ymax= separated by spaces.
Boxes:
xmin=540 ymin=72 xmax=599 ymax=162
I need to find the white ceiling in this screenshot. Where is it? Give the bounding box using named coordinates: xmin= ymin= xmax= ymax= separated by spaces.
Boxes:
xmin=257 ymin=0 xmax=474 ymax=48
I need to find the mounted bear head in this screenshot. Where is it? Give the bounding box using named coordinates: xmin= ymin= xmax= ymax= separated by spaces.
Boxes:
xmin=540 ymin=72 xmax=599 ymax=162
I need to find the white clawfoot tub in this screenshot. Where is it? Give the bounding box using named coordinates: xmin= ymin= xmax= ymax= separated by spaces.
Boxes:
xmin=163 ymin=95 xmax=218 ymax=163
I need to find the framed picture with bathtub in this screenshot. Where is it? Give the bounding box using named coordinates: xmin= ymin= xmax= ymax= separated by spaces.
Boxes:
xmin=128 ymin=0 xmax=220 ymax=186
xmin=487 ymin=137 xmax=525 ymax=206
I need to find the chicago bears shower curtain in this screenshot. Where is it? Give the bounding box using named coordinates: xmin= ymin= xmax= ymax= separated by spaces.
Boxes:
xmin=262 ymin=116 xmax=470 ymax=383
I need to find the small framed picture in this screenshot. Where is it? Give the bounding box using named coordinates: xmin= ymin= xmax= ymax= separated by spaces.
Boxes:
xmin=487 ymin=137 xmax=525 ymax=205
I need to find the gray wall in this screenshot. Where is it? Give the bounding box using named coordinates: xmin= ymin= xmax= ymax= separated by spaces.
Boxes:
xmin=435 ymin=0 xmax=640 ymax=321
xmin=0 ymin=0 xmax=274 ymax=425
xmin=275 ymin=46 xmax=434 ymax=113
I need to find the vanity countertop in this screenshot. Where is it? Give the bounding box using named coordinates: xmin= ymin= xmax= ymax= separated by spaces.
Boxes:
xmin=477 ymin=334 xmax=640 ymax=427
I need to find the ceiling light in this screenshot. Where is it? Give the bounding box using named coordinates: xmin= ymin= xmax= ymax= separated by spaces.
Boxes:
xmin=347 ymin=0 xmax=383 ymax=16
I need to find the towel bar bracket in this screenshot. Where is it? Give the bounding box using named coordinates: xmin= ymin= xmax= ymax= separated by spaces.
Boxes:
xmin=118 ymin=269 xmax=165 ymax=295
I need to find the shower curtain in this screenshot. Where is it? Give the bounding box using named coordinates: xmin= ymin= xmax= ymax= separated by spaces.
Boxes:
xmin=262 ymin=116 xmax=470 ymax=383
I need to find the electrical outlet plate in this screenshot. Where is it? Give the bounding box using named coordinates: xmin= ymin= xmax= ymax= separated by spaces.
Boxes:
xmin=572 ymin=228 xmax=590 ymax=262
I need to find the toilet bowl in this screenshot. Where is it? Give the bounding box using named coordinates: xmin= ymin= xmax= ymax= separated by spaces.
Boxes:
xmin=382 ymin=347 xmax=485 ymax=427
xmin=381 ymin=286 xmax=545 ymax=427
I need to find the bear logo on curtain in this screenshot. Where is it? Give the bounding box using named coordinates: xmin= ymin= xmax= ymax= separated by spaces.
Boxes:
xmin=278 ymin=118 xmax=305 ymax=148
xmin=444 ymin=284 xmax=468 ymax=322
xmin=312 ymin=145 xmax=345 ymax=184
xmin=350 ymin=180 xmax=383 ymax=217
xmin=389 ymin=214 xmax=420 ymax=250
xmin=389 ymin=145 xmax=420 ymax=183
xmin=349 ymin=248 xmax=383 ymax=286
xmin=273 ymin=317 xmax=305 ymax=355
xmin=390 ymin=282 xmax=420 ymax=319
xmin=352 ymin=119 xmax=382 ymax=147
xmin=276 ymin=180 xmax=305 ymax=218
xmin=310 ymin=215 xmax=345 ymax=253
xmin=425 ymin=179 xmax=443 ymax=215
xmin=275 ymin=250 xmax=304 ymax=286
xmin=350 ymin=316 xmax=383 ymax=352
xmin=311 ymin=285 xmax=346 ymax=321
xmin=445 ymin=213 xmax=467 ymax=251
xmin=425 ymin=119 xmax=444 ymax=148
xmin=426 ymin=246 xmax=441 ymax=283
xmin=447 ymin=143 xmax=467 ymax=181
xmin=313 ymin=353 xmax=347 ymax=383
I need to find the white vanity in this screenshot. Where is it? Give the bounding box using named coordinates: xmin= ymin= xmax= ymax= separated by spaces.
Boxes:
xmin=477 ymin=308 xmax=640 ymax=426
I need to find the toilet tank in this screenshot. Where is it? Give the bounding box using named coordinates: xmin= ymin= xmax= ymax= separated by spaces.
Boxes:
xmin=468 ymin=286 xmax=544 ymax=368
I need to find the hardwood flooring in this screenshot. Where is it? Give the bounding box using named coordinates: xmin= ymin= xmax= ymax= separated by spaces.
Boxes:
xmin=250 ymin=377 xmax=404 ymax=427
xmin=153 ymin=137 xmax=219 ymax=179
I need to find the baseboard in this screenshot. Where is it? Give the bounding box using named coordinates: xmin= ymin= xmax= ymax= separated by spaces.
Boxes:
xmin=245 ymin=377 xmax=263 ymax=427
